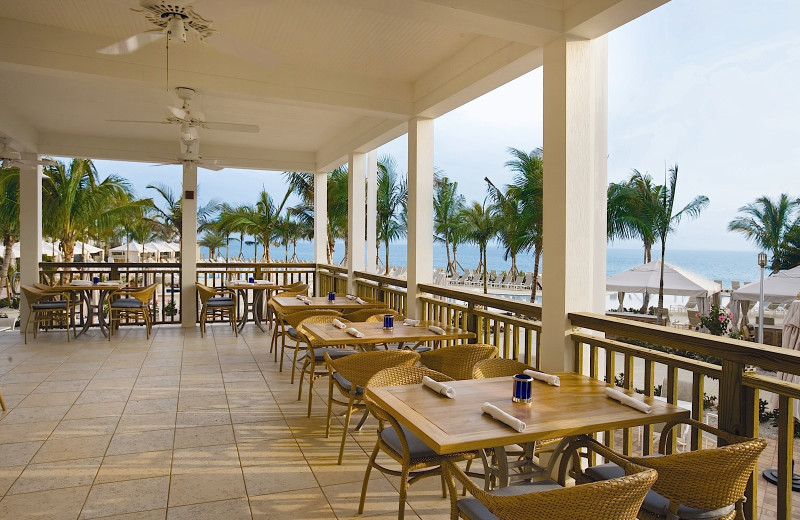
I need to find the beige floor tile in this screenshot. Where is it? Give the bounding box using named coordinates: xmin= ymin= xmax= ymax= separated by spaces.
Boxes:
xmin=51 ymin=416 xmax=120 ymax=438
xmin=0 ymin=485 xmax=90 ymax=520
xmin=242 ymin=460 xmax=319 ymax=495
xmin=94 ymin=368 xmax=141 ymax=379
xmin=31 ymin=434 xmax=112 ymax=464
xmin=0 ymin=420 xmax=58 ymax=444
xmin=168 ymin=470 xmax=247 ymax=508
xmin=166 ymin=498 xmax=251 ymax=520
xmin=232 ymin=420 xmax=294 ymax=443
xmin=173 ymin=424 xmax=235 ymax=449
xmin=85 ymin=510 xmax=166 ymax=520
xmin=9 ymin=457 xmax=102 ymax=494
xmin=129 ymin=387 xmax=180 ymax=400
xmin=0 ymin=440 xmax=43 ymax=467
xmin=116 ymin=412 xmax=176 ymax=434
xmin=18 ymin=391 xmax=82 ymax=407
xmin=229 ymin=407 xmax=283 ymax=424
xmin=81 ymin=476 xmax=170 ymax=519
xmin=176 ymin=411 xmax=231 ymax=429
xmin=75 ymin=389 xmax=132 ymax=404
xmin=95 ymin=450 xmax=172 ymax=484
xmin=249 ymin=488 xmax=337 ymax=520
xmin=177 ymin=394 xmax=229 ymax=411
xmin=65 ymin=401 xmax=127 ymax=420
xmin=0 ymin=404 xmax=70 ymax=424
xmin=124 ymin=398 xmax=178 ymax=415
xmin=107 ymin=429 xmax=175 ymax=456
xmin=34 ymin=379 xmax=91 ymax=393
xmin=45 ymin=369 xmax=98 ymax=382
xmin=85 ymin=377 xmax=137 ymax=391
xmin=324 ymin=477 xmax=417 ymax=519
xmin=171 ymin=444 xmax=241 ymax=474
xmin=237 ymin=438 xmax=304 ymax=467
xmin=0 ymin=465 xmax=25 ymax=496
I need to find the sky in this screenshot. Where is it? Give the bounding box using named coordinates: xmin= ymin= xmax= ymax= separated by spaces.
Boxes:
xmin=91 ymin=0 xmax=800 ymax=252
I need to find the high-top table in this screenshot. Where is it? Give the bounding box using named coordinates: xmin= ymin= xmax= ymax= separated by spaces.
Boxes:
xmin=49 ymin=281 xmax=127 ymax=337
xmin=302 ymin=320 xmax=474 ymax=350
xmin=226 ymin=280 xmax=279 ymax=332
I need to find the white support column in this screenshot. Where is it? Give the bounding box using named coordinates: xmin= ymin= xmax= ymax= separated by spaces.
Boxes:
xmin=366 ymin=150 xmax=378 ymax=274
xmin=347 ymin=153 xmax=366 ymax=294
xmin=18 ymin=157 xmax=42 ymax=331
xmin=406 ymin=118 xmax=434 ymax=319
xmin=180 ymin=161 xmax=198 ymax=328
xmin=313 ymin=171 xmax=328 ymax=295
xmin=540 ymin=35 xmax=608 ymax=372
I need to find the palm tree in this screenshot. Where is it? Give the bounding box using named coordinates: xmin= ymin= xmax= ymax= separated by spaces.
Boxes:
xmin=776 ymin=224 xmax=800 ymax=270
xmin=199 ymin=229 xmax=227 ymax=260
xmin=43 ymin=159 xmax=138 ymax=262
xmin=218 ymin=189 xmax=291 ymax=262
xmin=652 ymin=164 xmax=709 ymax=324
xmin=607 ymin=170 xmax=659 ymax=263
xmin=728 ymin=194 xmax=799 ymax=273
xmin=503 ymin=147 xmax=544 ymax=302
xmin=485 ymin=177 xmax=525 ymax=281
xmin=147 ymin=183 xmax=220 ymax=248
xmin=284 ymin=167 xmax=349 ymax=264
xmin=376 ymin=156 xmax=407 ymax=274
xmin=0 ymin=167 xmax=20 ymax=294
xmin=433 ymin=175 xmax=466 ymax=276
xmin=459 ymin=201 xmax=498 ymax=294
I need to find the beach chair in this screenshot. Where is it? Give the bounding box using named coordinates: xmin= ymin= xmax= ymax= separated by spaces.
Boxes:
xmin=487 ymin=270 xmax=497 ymax=286
xmin=509 ymin=272 xmax=526 ymax=289
xmin=469 ymin=271 xmax=485 ymax=286
xmin=491 ymin=271 xmax=506 ymax=288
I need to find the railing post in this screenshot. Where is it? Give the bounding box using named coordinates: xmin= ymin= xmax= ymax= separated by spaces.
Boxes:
xmin=467 ymin=303 xmax=477 ymax=344
xmin=719 ymin=360 xmax=747 ymax=438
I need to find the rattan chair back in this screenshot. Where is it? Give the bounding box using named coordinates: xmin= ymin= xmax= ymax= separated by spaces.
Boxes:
xmin=365 ymin=365 xmax=453 ymax=424
xmin=472 ymin=358 xmax=532 ymax=379
xmin=344 ymin=308 xmax=398 ymax=322
xmin=327 ymin=350 xmax=420 ymax=390
xmin=420 ymin=343 xmax=498 ymax=380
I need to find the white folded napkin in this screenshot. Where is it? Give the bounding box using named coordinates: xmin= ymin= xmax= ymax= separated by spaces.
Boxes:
xmin=481 ymin=402 xmax=526 ymax=432
xmin=98 ymin=281 xmax=118 ymax=286
xmin=332 ymin=319 xmax=347 ymax=329
xmin=422 ymin=376 xmax=455 ymax=398
xmin=346 ymin=294 xmax=356 ymax=300
xmin=345 ymin=327 xmax=365 ymax=338
xmin=355 ymin=297 xmax=367 ymax=304
xmin=428 ymin=325 xmax=445 ymax=335
xmin=605 ymin=387 xmax=652 ymax=414
xmin=71 ymin=280 xmax=93 ymax=285
xmin=403 ymin=318 xmax=420 ymax=326
xmin=524 ymin=369 xmax=560 ymax=387
xmin=296 ymin=295 xmax=305 ymax=300
xmin=303 ymin=299 xmax=311 ymax=305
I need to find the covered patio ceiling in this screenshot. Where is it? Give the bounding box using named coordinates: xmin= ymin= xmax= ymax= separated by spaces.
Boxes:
xmin=0 ymin=0 xmax=667 ymax=173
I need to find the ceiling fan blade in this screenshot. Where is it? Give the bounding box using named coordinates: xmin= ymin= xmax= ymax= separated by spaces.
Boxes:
xmin=204 ymin=121 xmax=260 ymax=133
xmin=107 ymin=119 xmax=171 ymax=125
xmin=199 ymin=162 xmax=225 ymax=171
xmin=149 ymin=162 xmax=181 ymax=168
xmin=167 ymin=106 xmax=188 ymax=120
xmin=206 ymin=33 xmax=281 ymax=69
xmin=97 ymin=31 xmax=164 ymax=55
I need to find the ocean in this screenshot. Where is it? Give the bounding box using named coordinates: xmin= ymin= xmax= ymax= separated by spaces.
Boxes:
xmin=205 ymin=240 xmax=760 ymax=290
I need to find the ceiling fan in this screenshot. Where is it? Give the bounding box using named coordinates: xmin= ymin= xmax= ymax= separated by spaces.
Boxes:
xmin=109 ymin=86 xmax=259 ymax=134
xmin=97 ymin=1 xmax=280 ymax=69
xmin=0 ymin=139 xmax=57 ymax=169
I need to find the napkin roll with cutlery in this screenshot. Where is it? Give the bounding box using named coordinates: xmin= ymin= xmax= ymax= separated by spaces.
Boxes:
xmin=421 ymin=376 xmax=455 ymax=398
xmin=481 ymin=402 xmax=526 ymax=432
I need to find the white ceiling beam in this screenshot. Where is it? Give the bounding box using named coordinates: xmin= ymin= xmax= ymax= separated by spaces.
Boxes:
xmin=315 ymin=118 xmax=408 ymax=174
xmin=564 ymin=0 xmax=670 ymax=39
xmin=37 ymin=132 xmax=317 ymax=173
xmin=0 ymin=102 xmax=39 ymax=154
xmin=0 ymin=19 xmax=415 ymax=120
xmin=332 ymin=0 xmax=562 ymax=46
xmin=413 ymin=37 xmax=542 ymax=118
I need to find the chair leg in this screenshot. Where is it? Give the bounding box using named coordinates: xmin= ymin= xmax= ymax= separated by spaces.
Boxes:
xmin=23 ymin=310 xmax=32 ymax=344
xmin=325 ymin=377 xmax=334 ymax=438
xmin=297 ymin=359 xmax=308 ymax=399
xmin=306 ymin=369 xmax=317 ymax=418
xmin=0 ymin=391 xmax=6 ymax=411
xmin=338 ymin=395 xmax=356 ymax=465
xmin=358 ymin=442 xmax=380 ymax=514
xmin=398 ymin=466 xmax=410 ymax=520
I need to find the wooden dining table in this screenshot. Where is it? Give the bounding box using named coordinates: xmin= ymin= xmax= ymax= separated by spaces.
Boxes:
xmin=366 ymin=372 xmax=689 ymax=457
xmin=302 ymin=320 xmax=475 ymax=350
xmin=269 ymin=295 xmax=387 ymax=315
xmin=226 ymin=280 xmax=279 ymax=332
xmin=49 ymin=281 xmax=127 ymax=337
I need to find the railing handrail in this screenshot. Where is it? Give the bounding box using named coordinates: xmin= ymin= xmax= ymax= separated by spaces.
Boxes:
xmin=569 ymin=311 xmax=800 ymax=375
xmin=353 ymin=270 xmax=407 ymax=288
xmin=317 ymin=263 xmax=347 ymax=275
xmin=419 ymin=283 xmax=542 ymax=319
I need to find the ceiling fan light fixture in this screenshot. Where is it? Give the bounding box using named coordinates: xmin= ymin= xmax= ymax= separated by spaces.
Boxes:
xmin=166 ymin=15 xmax=187 ymax=43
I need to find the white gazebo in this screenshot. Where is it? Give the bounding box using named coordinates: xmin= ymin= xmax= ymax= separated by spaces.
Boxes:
xmin=109 ymin=242 xmax=158 ymax=263
xmin=606 ymin=260 xmax=722 ymax=315
xmin=731 ymin=265 xmax=800 ymax=326
xmin=3 ymin=0 xmax=671 ymax=371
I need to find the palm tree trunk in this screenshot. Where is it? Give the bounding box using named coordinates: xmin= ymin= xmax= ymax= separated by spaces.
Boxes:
xmin=384 ymin=239 xmax=390 ymax=275
xmin=482 ymin=246 xmax=488 ymax=294
xmin=509 ymin=253 xmax=518 ymax=280
xmin=445 ymin=237 xmax=452 ymax=276
xmin=376 ymin=243 xmax=380 ymax=272
xmin=657 ymin=239 xmax=666 ymax=325
xmin=254 ymin=241 xmax=258 ymax=262
xmin=530 ymin=246 xmax=541 ymax=303
xmin=1 ymin=237 xmax=14 ymax=297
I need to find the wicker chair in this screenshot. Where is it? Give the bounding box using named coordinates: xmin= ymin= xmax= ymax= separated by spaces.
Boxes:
xmin=20 ymin=285 xmax=77 ymax=344
xmin=472 ymin=358 xmax=532 ymax=379
xmin=420 ymin=343 xmax=498 ymax=380
xmin=277 ymin=309 xmax=342 ymax=380
xmin=442 ymin=445 xmax=657 ymax=520
xmin=359 ymin=365 xmax=478 ymax=520
xmin=343 ymin=307 xmax=397 ymax=322
xmin=267 ymin=289 xmax=311 ymax=359
xmin=324 ymin=350 xmax=420 ymax=464
xmin=108 ymin=284 xmax=157 ymax=341
xmin=277 ymin=282 xmax=308 ymax=295
xmin=197 ymin=283 xmax=237 ymax=337
xmin=563 ymin=420 xmax=767 ymax=520
xmin=296 ymin=314 xmax=357 ymax=417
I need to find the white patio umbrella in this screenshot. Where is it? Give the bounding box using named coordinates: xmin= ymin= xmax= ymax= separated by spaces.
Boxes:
xmin=606 ymin=260 xmax=721 ymax=315
xmin=731 ymin=266 xmax=800 ymax=326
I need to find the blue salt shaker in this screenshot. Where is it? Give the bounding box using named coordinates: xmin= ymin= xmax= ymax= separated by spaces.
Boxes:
xmin=512 ymin=374 xmax=532 ymax=404
xmin=383 ymin=314 xmax=394 ymax=330
xmin=328 ymin=291 xmax=336 ymax=302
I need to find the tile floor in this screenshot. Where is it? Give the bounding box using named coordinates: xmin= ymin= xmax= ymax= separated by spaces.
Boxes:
xmin=0 ymin=322 xmax=797 ymax=519
xmin=0 ymin=323 xmax=453 ymax=520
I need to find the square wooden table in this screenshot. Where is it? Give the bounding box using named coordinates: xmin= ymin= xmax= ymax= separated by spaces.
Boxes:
xmin=50 ymin=281 xmax=127 ymax=337
xmin=366 ymin=372 xmax=690 ymax=456
xmin=269 ymin=296 xmax=387 ymax=315
xmin=226 ymin=280 xmax=279 ymax=332
xmin=302 ymin=320 xmax=475 ymax=350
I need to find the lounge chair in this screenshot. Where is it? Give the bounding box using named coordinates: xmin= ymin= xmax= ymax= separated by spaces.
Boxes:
xmin=490 ymin=271 xmax=507 ymax=288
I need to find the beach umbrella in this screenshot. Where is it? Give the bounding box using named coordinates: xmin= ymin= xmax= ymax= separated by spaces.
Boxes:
xmin=606 ymin=260 xmax=721 ymax=315
xmin=732 ymin=266 xmax=800 ymax=326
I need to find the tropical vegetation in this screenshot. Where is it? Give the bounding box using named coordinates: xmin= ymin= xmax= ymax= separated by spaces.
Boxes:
xmin=728 ymin=194 xmax=799 ymax=273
